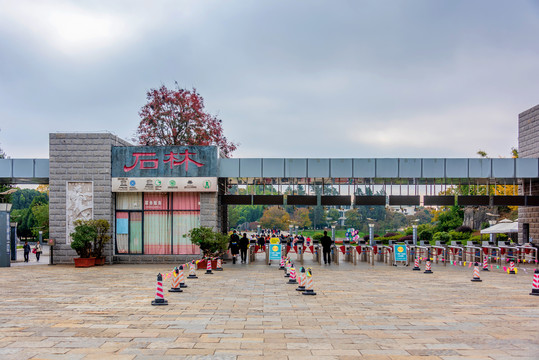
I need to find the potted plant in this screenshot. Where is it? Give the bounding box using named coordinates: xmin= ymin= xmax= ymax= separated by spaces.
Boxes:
xmin=70 ymin=219 xmax=96 ymax=267
xmin=186 ymin=227 xmax=229 ymax=269
xmin=91 ymin=219 xmax=111 ymax=265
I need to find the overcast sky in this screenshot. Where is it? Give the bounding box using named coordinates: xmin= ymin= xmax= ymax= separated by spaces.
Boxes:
xmin=1 ymin=0 xmax=539 ymax=160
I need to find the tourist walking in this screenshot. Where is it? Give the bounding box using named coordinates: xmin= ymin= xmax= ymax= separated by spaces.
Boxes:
xmin=229 ymin=230 xmax=240 ymax=264
xmin=33 ymin=240 xmax=42 ymax=262
xmin=23 ymin=241 xmax=30 ymax=262
xmin=320 ymin=231 xmax=333 ymax=265
xmin=239 ymin=233 xmax=249 ymax=264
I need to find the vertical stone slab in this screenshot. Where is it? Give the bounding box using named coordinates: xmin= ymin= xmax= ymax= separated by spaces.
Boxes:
xmin=518 ymin=104 xmax=539 ymax=245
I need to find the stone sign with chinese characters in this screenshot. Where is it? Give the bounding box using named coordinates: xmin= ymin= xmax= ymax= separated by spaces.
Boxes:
xmin=112 ymin=146 xmax=218 ymax=178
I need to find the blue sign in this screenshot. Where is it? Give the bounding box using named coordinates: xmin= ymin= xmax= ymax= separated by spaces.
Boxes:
xmin=112 ymin=146 xmax=218 ymax=178
xmin=394 ymin=244 xmax=407 ymax=262
xmin=269 ymin=238 xmax=282 ymax=260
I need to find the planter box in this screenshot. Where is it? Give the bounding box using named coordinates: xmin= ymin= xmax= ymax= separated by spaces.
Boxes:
xmin=74 ymin=257 xmax=95 ymax=267
xmin=196 ymin=259 xmax=218 ymax=270
xmin=94 ymin=257 xmax=106 ymax=266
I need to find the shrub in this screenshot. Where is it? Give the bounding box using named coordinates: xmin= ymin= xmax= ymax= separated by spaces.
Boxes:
xmin=70 ymin=219 xmax=96 ymax=258
xmin=398 ymin=235 xmax=413 ymax=241
xmin=497 ymin=233 xmax=509 ymax=242
xmin=91 ymin=219 xmax=111 ymax=258
xmin=449 ymin=231 xmax=471 ymax=241
xmin=312 ymin=233 xmax=324 ymax=241
xmin=384 ymin=232 xmax=400 ymax=238
xmin=455 ymin=225 xmax=473 ymax=233
xmin=419 ymin=229 xmax=433 ymax=241
xmin=187 ymin=227 xmax=229 ymax=257
xmin=433 ymin=231 xmax=451 ymax=244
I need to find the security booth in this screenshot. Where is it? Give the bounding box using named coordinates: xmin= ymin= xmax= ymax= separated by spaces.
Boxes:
xmin=0 ymin=203 xmax=12 ymax=267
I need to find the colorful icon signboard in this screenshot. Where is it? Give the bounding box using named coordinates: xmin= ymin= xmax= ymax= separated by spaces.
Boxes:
xmin=394 ymin=244 xmax=407 ymax=262
xmin=269 ymin=237 xmax=281 ymax=260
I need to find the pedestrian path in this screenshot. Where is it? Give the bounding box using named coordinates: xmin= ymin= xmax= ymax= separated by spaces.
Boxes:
xmin=0 ymin=258 xmax=538 ymax=359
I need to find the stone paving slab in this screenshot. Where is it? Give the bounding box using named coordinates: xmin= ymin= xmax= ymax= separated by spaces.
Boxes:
xmin=0 ymin=256 xmax=538 ymax=359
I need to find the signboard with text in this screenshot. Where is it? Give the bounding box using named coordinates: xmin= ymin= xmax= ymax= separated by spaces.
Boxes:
xmin=269 ymin=237 xmax=282 ymax=261
xmin=112 ymin=146 xmax=218 ymax=178
xmin=112 ymin=177 xmax=217 ymax=192
xmin=394 ymin=244 xmax=407 ymax=262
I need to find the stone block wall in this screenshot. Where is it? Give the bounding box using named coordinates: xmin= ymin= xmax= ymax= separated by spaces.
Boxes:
xmin=518 ymin=104 xmax=539 ymax=245
xmin=49 ymin=133 xmax=131 ymax=264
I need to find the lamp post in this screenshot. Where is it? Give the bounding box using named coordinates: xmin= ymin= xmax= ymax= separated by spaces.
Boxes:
xmin=257 ymin=224 xmax=260 ymax=236
xmin=412 ymin=224 xmax=418 ymax=246
xmin=295 ymin=225 xmax=299 ymax=236
xmin=368 ymin=223 xmax=375 ymax=246
xmin=331 ymin=225 xmax=336 ymax=242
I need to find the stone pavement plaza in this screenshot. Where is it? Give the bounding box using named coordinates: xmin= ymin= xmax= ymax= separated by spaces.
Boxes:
xmin=0 ymin=256 xmax=538 ymax=360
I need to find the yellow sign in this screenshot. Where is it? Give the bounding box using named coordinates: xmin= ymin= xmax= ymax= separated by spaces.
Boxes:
xmin=270 ymin=237 xmax=280 ymax=245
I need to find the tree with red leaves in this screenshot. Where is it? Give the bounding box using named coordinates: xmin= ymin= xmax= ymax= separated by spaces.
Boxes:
xmin=135 ymin=85 xmax=237 ymax=157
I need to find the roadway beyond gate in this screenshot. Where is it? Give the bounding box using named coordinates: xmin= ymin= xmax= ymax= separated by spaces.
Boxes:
xmin=0 ymin=261 xmax=537 ymax=359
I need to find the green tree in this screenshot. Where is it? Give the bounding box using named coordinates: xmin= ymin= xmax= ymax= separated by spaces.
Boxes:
xmin=344 ymin=209 xmax=362 ymax=229
xmin=309 ymin=206 xmax=326 ymax=230
xmin=434 ymin=206 xmax=463 ymax=233
xmin=31 ymin=203 xmax=49 ymax=238
xmin=326 ymin=208 xmax=340 ymax=225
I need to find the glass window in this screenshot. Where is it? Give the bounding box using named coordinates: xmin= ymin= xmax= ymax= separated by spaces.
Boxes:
xmin=129 ymin=212 xmax=143 ymax=254
xmin=116 ymin=193 xmax=142 ymax=210
xmin=116 ymin=212 xmax=129 ymax=253
xmin=172 ymin=192 xmax=200 ymax=210
xmin=144 ymin=211 xmax=171 ymax=254
xmin=172 ymin=211 xmax=200 ymax=255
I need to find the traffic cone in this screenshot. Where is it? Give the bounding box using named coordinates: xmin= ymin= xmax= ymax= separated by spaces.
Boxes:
xmin=206 ymin=258 xmax=213 ymax=274
xmin=413 ymin=257 xmax=420 ymax=271
xmin=215 ymin=258 xmax=223 ymax=271
xmin=482 ymin=256 xmax=489 ymax=271
xmin=302 ymin=268 xmax=316 ymax=296
xmin=288 ymin=266 xmax=297 ymax=284
xmin=424 ymin=260 xmax=433 ymax=274
xmin=284 ymin=261 xmax=291 ymax=278
xmin=188 ymin=260 xmax=198 ymax=279
xmin=279 ymin=257 xmax=285 ymax=270
xmin=169 ymin=268 xmax=183 ymax=292
xmin=178 ymin=265 xmax=188 ymax=288
xmin=471 ymin=263 xmax=482 ymax=282
xmin=296 ymin=267 xmax=306 ymax=291
xmin=530 ymin=269 xmax=539 ymax=296
xmin=151 ymin=273 xmax=169 ymax=305
xmin=509 ymin=259 xmax=516 ymax=274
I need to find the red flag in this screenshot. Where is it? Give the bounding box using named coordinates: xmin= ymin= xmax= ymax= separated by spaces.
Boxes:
xmin=356 ymin=246 xmax=362 ymax=255
xmin=294 ymin=245 xmax=298 ymax=253
xmin=340 ymin=245 xmax=346 ymax=255
xmin=309 ymin=245 xmax=314 ymax=253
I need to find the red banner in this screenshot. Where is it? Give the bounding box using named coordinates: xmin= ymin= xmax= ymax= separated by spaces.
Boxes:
xmin=340 ymin=245 xmax=346 ymax=255
xmin=356 ymin=246 xmax=362 ymax=255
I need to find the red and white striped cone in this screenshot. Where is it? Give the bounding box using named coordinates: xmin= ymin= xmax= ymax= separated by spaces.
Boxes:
xmin=482 ymin=255 xmax=490 ymax=271
xmin=296 ymin=267 xmax=306 ymax=291
xmin=471 ymin=263 xmax=482 ymax=282
xmin=284 ymin=261 xmax=291 ymax=278
xmin=509 ymin=260 xmax=516 ymax=274
xmin=178 ymin=265 xmax=188 ymax=288
xmin=169 ymin=268 xmax=183 ymax=292
xmin=288 ymin=266 xmax=297 ymax=284
xmin=188 ymin=261 xmax=198 ymax=279
xmin=530 ymin=269 xmax=539 ymax=296
xmin=215 ymin=258 xmax=223 ymax=271
xmin=151 ymin=273 xmax=168 ymax=305
xmin=279 ymin=257 xmax=285 ymax=270
xmin=413 ymin=257 xmax=420 ymax=271
xmin=424 ymin=260 xmax=433 ymax=274
xmin=302 ymin=268 xmax=316 ymax=296
xmin=206 ymin=258 xmax=213 ymax=274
